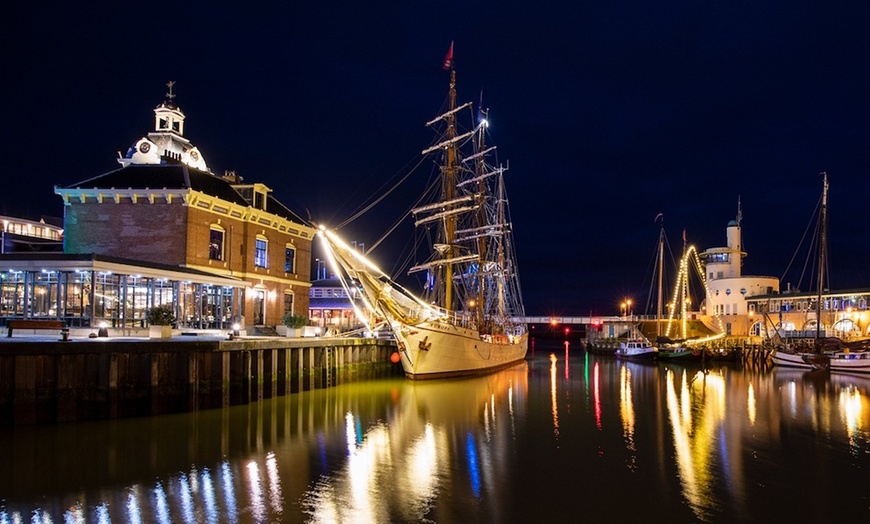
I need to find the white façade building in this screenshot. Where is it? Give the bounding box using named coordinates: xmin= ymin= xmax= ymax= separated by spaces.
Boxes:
xmin=699 ymin=204 xmax=778 ymax=335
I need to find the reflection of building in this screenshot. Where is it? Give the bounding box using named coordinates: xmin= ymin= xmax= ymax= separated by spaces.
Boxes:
xmin=1 ymin=215 xmax=63 ymax=253
xmin=0 ymin=84 xmax=313 ymax=331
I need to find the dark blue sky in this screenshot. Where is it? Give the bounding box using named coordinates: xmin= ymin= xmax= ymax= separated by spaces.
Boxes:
xmin=3 ymin=2 xmax=870 ymax=316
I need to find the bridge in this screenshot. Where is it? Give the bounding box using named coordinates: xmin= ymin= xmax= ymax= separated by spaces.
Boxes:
xmin=520 ymin=316 xmax=622 ymax=325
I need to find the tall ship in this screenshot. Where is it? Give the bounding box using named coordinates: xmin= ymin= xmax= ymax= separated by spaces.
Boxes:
xmin=320 ymin=62 xmax=528 ymax=379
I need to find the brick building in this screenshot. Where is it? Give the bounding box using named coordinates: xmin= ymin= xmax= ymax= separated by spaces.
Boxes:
xmin=0 ymin=84 xmax=314 ymax=331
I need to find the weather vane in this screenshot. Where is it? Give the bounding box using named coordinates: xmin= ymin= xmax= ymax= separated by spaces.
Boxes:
xmin=166 ymin=80 xmax=176 ymax=100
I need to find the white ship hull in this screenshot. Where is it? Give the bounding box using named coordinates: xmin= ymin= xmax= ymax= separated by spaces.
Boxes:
xmin=393 ymin=319 xmax=528 ymax=379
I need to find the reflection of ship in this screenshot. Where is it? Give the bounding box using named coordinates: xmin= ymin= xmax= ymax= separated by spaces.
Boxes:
xmin=320 ymin=60 xmax=527 ymax=379
xmin=301 ymin=361 xmax=529 ymax=521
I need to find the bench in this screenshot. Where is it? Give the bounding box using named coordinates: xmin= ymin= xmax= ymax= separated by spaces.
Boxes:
xmin=7 ymin=319 xmax=66 ymax=338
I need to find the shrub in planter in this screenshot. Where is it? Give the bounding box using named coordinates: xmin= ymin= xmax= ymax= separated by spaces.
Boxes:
xmin=282 ymin=312 xmax=308 ymax=329
xmin=146 ymin=304 xmax=176 ymax=326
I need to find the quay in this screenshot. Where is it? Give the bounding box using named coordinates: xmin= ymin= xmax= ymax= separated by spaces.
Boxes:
xmin=0 ymin=332 xmax=398 ymax=427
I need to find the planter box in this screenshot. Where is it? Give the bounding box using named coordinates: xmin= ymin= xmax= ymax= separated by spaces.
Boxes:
xmin=276 ymin=325 xmax=300 ymax=337
xmin=149 ymin=325 xmax=172 ymax=339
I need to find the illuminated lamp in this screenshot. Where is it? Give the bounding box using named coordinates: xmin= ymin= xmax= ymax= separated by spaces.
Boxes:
xmin=229 ymin=322 xmax=241 ymax=340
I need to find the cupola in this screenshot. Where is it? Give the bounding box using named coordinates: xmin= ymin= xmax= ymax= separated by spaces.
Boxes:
xmin=117 ymin=81 xmax=210 ymax=172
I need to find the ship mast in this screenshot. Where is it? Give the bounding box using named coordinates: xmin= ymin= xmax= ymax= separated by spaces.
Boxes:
xmin=443 ymin=69 xmax=458 ymax=310
xmin=816 ymin=172 xmax=828 ymax=343
xmin=474 ymin=105 xmax=489 ymax=328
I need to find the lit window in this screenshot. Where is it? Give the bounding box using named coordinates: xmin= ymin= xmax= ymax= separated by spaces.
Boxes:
xmin=285 ymin=246 xmax=296 ymax=273
xmin=209 ymin=227 xmax=224 ymax=261
xmin=255 ymin=237 xmax=268 ymax=268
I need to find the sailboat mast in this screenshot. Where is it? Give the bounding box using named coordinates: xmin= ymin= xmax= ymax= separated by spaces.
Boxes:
xmin=443 ymin=69 xmax=458 ymax=310
xmin=816 ymin=172 xmax=828 ymax=341
xmin=657 ymin=226 xmax=664 ymax=337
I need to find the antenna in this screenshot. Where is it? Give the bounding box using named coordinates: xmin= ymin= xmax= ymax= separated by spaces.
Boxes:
xmin=736 ymin=195 xmax=742 ymax=226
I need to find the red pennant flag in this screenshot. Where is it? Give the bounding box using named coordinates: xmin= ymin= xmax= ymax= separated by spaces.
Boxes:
xmin=442 ymin=41 xmax=454 ymax=70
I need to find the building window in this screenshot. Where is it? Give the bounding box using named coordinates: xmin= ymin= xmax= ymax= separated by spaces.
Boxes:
xmin=284 ymin=292 xmax=294 ymax=315
xmin=254 ymin=237 xmax=268 ymax=268
xmin=209 ymin=227 xmax=224 ymax=261
xmin=285 ymin=246 xmax=296 ymax=273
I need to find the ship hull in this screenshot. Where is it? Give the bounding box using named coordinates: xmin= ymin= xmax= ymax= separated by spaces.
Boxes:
xmin=393 ymin=320 xmax=528 ymax=379
xmin=772 ymin=349 xmax=870 ymax=373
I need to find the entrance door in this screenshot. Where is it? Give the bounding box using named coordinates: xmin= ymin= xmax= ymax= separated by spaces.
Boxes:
xmin=253 ymin=289 xmax=265 ymax=325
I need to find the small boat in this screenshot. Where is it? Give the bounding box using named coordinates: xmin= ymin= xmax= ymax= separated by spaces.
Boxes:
xmin=615 ymin=329 xmax=658 ymax=360
xmin=319 ymin=56 xmax=527 ymax=379
xmin=656 ymin=344 xmax=696 ymax=360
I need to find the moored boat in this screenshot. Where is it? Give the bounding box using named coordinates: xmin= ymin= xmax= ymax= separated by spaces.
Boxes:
xmin=769 ymin=174 xmax=870 ymax=373
xmin=319 ymin=54 xmax=527 ymax=379
xmin=615 ymin=334 xmax=658 ymax=360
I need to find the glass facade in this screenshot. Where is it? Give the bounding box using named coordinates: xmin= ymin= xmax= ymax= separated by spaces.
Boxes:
xmin=0 ymin=268 xmax=241 ymax=330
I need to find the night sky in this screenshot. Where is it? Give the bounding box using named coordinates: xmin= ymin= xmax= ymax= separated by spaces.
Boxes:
xmin=3 ymin=2 xmax=870 ymax=317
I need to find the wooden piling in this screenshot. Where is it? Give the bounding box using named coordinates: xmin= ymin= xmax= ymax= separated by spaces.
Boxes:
xmin=0 ymin=337 xmax=398 ymax=427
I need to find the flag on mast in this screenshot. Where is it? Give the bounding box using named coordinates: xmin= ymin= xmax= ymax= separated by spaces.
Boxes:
xmin=442 ymin=41 xmax=454 ymax=70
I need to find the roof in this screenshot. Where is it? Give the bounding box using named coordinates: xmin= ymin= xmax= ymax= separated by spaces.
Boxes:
xmin=61 ymin=164 xmax=308 ymax=224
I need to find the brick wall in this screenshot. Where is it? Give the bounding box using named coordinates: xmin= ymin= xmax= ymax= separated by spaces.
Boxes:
xmin=63 ymin=201 xmax=188 ymax=265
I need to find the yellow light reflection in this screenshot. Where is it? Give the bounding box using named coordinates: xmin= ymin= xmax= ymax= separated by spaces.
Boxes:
xmin=406 ymin=424 xmax=439 ymax=504
xmin=665 ymin=368 xmax=727 ymax=521
xmin=619 ymin=364 xmax=636 ymax=470
xmin=839 ymin=387 xmax=864 ymax=440
xmin=550 ymin=353 xmax=560 ymax=439
xmin=748 ymin=383 xmax=756 ymax=426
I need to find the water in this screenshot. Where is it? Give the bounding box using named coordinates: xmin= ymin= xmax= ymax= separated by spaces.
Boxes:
xmin=1 ymin=339 xmax=869 ymax=523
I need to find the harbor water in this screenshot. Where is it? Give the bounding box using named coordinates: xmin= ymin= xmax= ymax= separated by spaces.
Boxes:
xmin=1 ymin=338 xmax=869 ymax=522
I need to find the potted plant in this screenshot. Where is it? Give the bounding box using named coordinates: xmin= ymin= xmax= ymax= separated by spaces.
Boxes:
xmin=146 ymin=304 xmax=176 ymax=339
xmin=281 ymin=312 xmax=308 ymax=337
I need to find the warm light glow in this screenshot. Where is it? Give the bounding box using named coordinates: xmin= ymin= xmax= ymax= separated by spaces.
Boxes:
xmin=550 ymin=353 xmax=559 ymax=439
xmin=619 ymin=363 xmax=636 ymax=471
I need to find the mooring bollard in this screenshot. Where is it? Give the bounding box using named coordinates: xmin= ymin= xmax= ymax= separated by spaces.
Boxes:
xmin=60 ymin=328 xmax=70 ymax=342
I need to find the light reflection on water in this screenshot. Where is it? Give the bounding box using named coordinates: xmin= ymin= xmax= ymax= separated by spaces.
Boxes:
xmin=1 ymin=340 xmax=869 ymax=522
